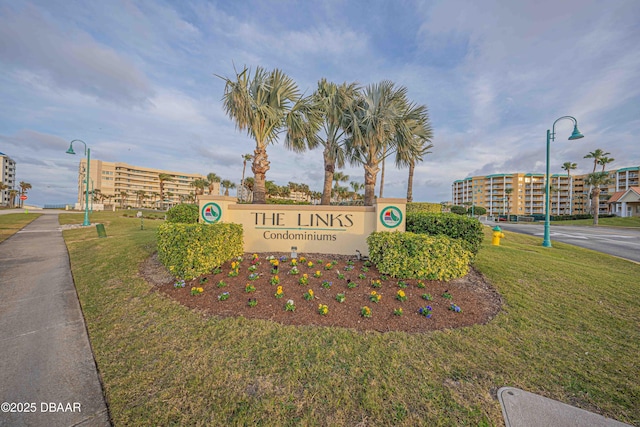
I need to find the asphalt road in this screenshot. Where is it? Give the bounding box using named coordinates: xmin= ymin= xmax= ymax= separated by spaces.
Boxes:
xmin=483 ymin=220 xmax=640 ymax=263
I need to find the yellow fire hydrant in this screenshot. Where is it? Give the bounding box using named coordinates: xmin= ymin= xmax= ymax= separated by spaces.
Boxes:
xmin=492 ymin=226 xmax=505 ymax=246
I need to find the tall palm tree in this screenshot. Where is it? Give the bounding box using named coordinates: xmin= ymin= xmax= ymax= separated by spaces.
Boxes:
xmin=598 ymin=156 xmax=615 ymax=172
xmin=158 ymin=173 xmax=173 ymax=210
xmin=584 ymin=149 xmax=610 ymax=213
xmin=18 ymin=181 xmax=32 ymax=208
xmin=0 ymin=182 xmax=8 ymax=206
xmin=405 ymin=142 xmax=433 ymax=203
xmin=332 ymin=171 xmax=349 ymax=194
xmin=561 ymin=162 xmax=577 ymax=214
xmin=206 ymin=173 xmax=221 ymax=195
xmin=119 ymin=190 xmax=128 ymax=209
xmin=584 ymin=172 xmax=612 ymax=225
xmin=504 ymin=187 xmax=513 ymax=216
xmin=221 ymin=179 xmax=236 ymax=196
xmin=240 ymin=153 xmax=253 ymax=201
xmin=345 ymin=81 xmax=430 ymax=206
xmin=311 ymin=79 xmax=360 ymax=205
xmin=219 ymin=66 xmax=319 ymax=204
xmin=136 ymin=190 xmax=146 ymax=208
xmin=9 ymin=189 xmax=18 ymax=208
xmin=350 ymin=181 xmax=364 ymax=201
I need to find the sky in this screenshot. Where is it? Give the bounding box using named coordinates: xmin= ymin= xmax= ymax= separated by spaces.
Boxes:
xmin=1 ymin=0 xmax=639 ymax=206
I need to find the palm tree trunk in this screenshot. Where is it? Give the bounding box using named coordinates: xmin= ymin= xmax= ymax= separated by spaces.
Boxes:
xmin=252 ymin=147 xmax=270 ymax=204
xmin=379 ymin=155 xmax=385 ymax=198
xmin=240 ymin=160 xmax=247 ymax=202
xmin=321 ymin=147 xmax=334 ymax=205
xmin=593 ymin=189 xmax=600 ymax=225
xmin=406 ymin=160 xmax=415 ymax=202
xmin=363 ymin=163 xmax=379 ymax=206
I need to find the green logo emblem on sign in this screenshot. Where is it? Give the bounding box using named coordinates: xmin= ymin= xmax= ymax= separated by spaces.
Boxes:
xmin=202 ymin=202 xmax=222 ymax=224
xmin=380 ymin=206 xmax=403 ymax=228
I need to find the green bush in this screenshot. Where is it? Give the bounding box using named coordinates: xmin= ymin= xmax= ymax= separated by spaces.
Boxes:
xmin=406 ymin=212 xmax=484 ymax=255
xmin=469 ymin=206 xmax=487 ymax=216
xmin=450 ymin=205 xmax=467 ymax=215
xmin=166 ymin=204 xmax=199 ymax=223
xmin=367 ymin=232 xmax=472 ymax=281
xmin=406 ymin=202 xmax=441 ymax=214
xmin=157 ymin=222 xmax=243 ymax=279
xmin=266 ymin=199 xmax=311 ymax=205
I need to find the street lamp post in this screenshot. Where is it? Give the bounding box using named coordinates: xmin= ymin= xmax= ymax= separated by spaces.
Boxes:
xmin=543 ymin=116 xmax=584 ymax=247
xmin=66 ymin=139 xmax=91 ymax=226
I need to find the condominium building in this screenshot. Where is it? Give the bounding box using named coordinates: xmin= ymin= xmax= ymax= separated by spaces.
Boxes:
xmin=1 ymin=152 xmax=16 ymax=206
xmin=452 ymin=165 xmax=639 ymax=217
xmin=75 ymin=159 xmax=215 ymax=209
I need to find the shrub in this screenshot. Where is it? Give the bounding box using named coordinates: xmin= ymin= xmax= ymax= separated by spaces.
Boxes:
xmin=166 ymin=203 xmax=199 ymax=223
xmin=157 ymin=222 xmax=243 ymax=279
xmin=406 ymin=202 xmax=441 ymax=214
xmin=450 ymin=205 xmax=467 ymax=215
xmin=406 ymin=212 xmax=484 ymax=255
xmin=367 ymin=232 xmax=472 ymax=281
xmin=469 ymin=206 xmax=487 ymax=216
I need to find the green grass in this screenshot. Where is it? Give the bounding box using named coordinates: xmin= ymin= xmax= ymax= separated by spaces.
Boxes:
xmin=61 ymin=212 xmax=640 ymax=426
xmin=0 ymin=213 xmax=42 ymax=243
xmin=551 ymin=216 xmax=640 ymax=227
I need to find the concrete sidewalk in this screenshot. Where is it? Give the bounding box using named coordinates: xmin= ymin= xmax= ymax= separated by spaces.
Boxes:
xmin=0 ymin=215 xmax=110 ymax=426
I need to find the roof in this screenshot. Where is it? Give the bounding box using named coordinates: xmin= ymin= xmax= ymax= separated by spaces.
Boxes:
xmin=616 ymin=166 xmax=639 ymax=172
xmin=609 ymin=187 xmax=640 ymax=204
xmin=607 ymin=191 xmax=626 ymax=204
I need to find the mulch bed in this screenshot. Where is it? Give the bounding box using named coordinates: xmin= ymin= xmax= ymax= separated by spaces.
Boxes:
xmin=141 ymin=252 xmax=503 ymax=333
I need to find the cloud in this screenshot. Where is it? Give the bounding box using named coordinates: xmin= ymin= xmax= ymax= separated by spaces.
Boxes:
xmin=0 ymin=3 xmax=154 ymax=106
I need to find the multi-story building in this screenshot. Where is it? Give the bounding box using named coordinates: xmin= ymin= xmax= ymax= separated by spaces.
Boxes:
xmin=1 ymin=152 xmax=16 ymax=207
xmin=452 ymin=165 xmax=639 ymax=217
xmin=75 ymin=159 xmax=214 ymax=209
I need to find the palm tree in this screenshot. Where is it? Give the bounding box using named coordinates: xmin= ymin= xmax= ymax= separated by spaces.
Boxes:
xmin=8 ymin=189 xmax=18 ymax=208
xmin=561 ymin=162 xmax=577 ymax=214
xmin=158 ymin=173 xmax=173 ymax=210
xmin=584 ymin=172 xmax=612 ymax=225
xmin=190 ymin=179 xmax=208 ymax=202
xmin=221 ymin=179 xmax=236 ymax=196
xmin=119 ymin=190 xmax=128 ymax=209
xmin=598 ymin=156 xmax=615 ymax=172
xmin=345 ymin=81 xmax=429 ymax=206
xmin=350 ymin=181 xmax=364 ymax=201
xmin=219 ymin=66 xmax=319 ymax=204
xmin=406 ymin=142 xmax=433 ymax=203
xmin=135 ymin=190 xmax=145 ymax=208
xmin=504 ymin=188 xmax=513 ymax=216
xmin=206 ymin=173 xmax=221 ymax=195
xmin=311 ymin=79 xmax=360 ymax=205
xmin=240 ymin=154 xmax=253 ymax=201
xmin=18 ymin=181 xmax=32 ymax=208
xmin=584 ymin=149 xmax=610 ymax=213
xmin=0 ymin=182 xmax=8 ymax=206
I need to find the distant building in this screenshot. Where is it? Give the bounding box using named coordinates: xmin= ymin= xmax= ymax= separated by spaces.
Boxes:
xmin=452 ymin=165 xmax=639 ymax=217
xmin=75 ymin=159 xmax=213 ymax=209
xmin=0 ymin=152 xmax=16 ymax=206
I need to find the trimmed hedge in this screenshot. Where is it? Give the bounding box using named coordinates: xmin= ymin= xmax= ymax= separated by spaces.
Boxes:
xmin=166 ymin=203 xmax=199 ymax=224
xmin=406 ymin=212 xmax=484 ymax=255
xmin=406 ymin=202 xmax=441 ymax=214
xmin=367 ymin=232 xmax=472 ymax=281
xmin=157 ymin=222 xmax=243 ymax=279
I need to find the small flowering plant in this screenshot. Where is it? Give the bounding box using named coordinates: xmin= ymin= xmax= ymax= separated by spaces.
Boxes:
xmin=449 ymin=303 xmax=462 ymax=313
xmin=442 ymin=291 xmax=453 ymax=299
xmin=419 ymin=305 xmax=433 ymax=318
xmin=284 ymin=299 xmax=296 ymax=312
xmin=371 ymin=279 xmax=382 ymax=288
xmin=369 ymin=290 xmax=381 ymax=303
xmin=304 ymin=289 xmax=314 ymax=301
xmin=270 ymin=275 xmax=280 ymax=285
xmin=247 ymin=298 xmax=257 ymax=307
xmin=306 ymin=261 xmax=314 ymax=268
xmin=347 ymin=280 xmax=358 ymax=289
xmin=248 ymin=272 xmax=260 ymax=281
xmin=364 ymin=260 xmax=372 ymax=267
xmin=335 ymin=293 xmax=346 ymax=303
xmin=270 ymin=259 xmax=279 ymax=274
xmin=191 ymin=286 xmax=204 ymax=296
xmin=358 ymin=273 xmax=367 ymax=280
xmin=251 ymin=253 xmax=259 ymax=261
xmin=218 ymin=292 xmax=230 ymax=301
xmin=344 ymin=265 xmax=354 ymax=271
xmin=396 ymin=290 xmax=407 ymax=302
xmin=298 ymin=274 xmax=309 ymax=286
xmin=321 ymin=280 xmax=332 ymax=289
xmin=199 ymin=277 xmax=208 ymax=284
xmin=361 ymin=306 xmax=372 ymax=318
xmin=245 ymin=283 xmax=256 ymax=293
xmin=361 ymin=266 xmax=369 ymax=273
xmin=318 ymin=304 xmax=329 ymax=316
xmin=290 ymin=258 xmax=298 ymax=266
xmin=393 ymin=308 xmax=403 ymax=316
xmin=174 ymin=279 xmax=186 ymax=288
xmin=275 ymin=286 xmax=284 ymax=299
xmin=289 ymin=266 xmax=300 ymax=275
xmin=337 ymin=271 xmax=345 ymax=280
xmin=346 ymin=260 xmax=355 ymax=266
xmin=248 ymin=265 xmax=257 ymax=273
xmin=313 ymin=270 xmax=322 ymax=278
xmin=299 ymin=256 xmax=307 ymax=263
xmin=217 ymin=280 xmax=227 ymax=288
xmin=422 ymin=293 xmax=433 ymax=301
xmin=416 ymin=280 xmax=426 ymax=289
xmin=228 ymin=268 xmax=239 ymax=277
xmin=397 ymin=280 xmax=408 ymax=289
xmin=324 ymin=262 xmax=333 ymax=271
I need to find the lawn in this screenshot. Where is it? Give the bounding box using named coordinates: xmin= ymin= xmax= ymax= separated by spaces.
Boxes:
xmin=550 ymin=216 xmax=640 ymax=227
xmin=60 ymin=211 xmax=639 ymax=426
xmin=0 ymin=212 xmax=42 ymax=243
